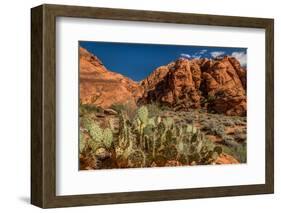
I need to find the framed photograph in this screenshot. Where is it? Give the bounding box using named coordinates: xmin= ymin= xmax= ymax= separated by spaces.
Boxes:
xmin=31 ymin=4 xmax=274 ymax=208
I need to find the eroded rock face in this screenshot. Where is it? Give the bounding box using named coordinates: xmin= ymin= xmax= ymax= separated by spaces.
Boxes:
xmin=79 ymin=47 xmax=143 ymax=109
xmin=80 ymin=47 xmax=247 ymax=116
xmin=141 ymin=56 xmax=247 ymax=116
xmin=201 ymin=57 xmax=246 ymax=116
xmin=140 ymin=58 xmax=201 ymax=110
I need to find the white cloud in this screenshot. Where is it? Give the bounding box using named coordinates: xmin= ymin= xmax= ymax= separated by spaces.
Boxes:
xmin=191 ymin=49 xmax=207 ymax=59
xmin=210 ymin=51 xmax=225 ymax=58
xmin=192 ymin=54 xmax=201 ymax=59
xmin=180 ymin=53 xmax=191 ymax=58
xmin=231 ymin=51 xmax=247 ymax=67
xmin=198 ymin=49 xmax=207 ymax=54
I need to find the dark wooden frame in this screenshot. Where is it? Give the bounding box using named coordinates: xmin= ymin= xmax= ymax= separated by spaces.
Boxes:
xmin=31 ymin=4 xmax=274 ymax=208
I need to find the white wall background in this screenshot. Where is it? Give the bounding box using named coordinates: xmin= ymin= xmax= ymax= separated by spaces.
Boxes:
xmin=0 ymin=0 xmax=279 ymax=212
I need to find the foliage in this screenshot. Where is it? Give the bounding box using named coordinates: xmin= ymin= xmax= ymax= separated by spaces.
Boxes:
xmin=79 ymin=103 xmax=102 ymax=117
xmin=79 ymin=104 xmax=247 ymax=169
xmin=111 ymin=102 xmax=137 ymax=120
xmin=201 ymin=120 xmax=225 ymax=137
xmin=222 ymin=143 xmax=247 ymax=163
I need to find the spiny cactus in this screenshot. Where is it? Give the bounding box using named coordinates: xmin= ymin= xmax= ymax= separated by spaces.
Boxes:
xmin=118 ymin=112 xmax=130 ymax=149
xmin=159 ymin=145 xmax=178 ymax=161
xmin=134 ymin=106 xmax=152 ymax=149
xmin=143 ymin=124 xmax=155 ymax=136
xmin=83 ymin=119 xmax=114 ymax=152
xmin=103 ymin=128 xmax=113 ymax=148
xmin=163 ymin=117 xmax=174 ymax=129
xmin=177 ymin=141 xmax=184 ymax=153
xmin=108 ymin=118 xmax=115 ymax=131
xmin=154 ymin=155 xmax=167 ymax=167
xmin=79 ymin=102 xmax=235 ymax=169
xmin=88 ymin=121 xmax=103 ymax=143
xmin=148 ymin=117 xmax=156 ymax=126
xmin=186 ymin=124 xmax=197 ymax=134
xmin=156 ymin=116 xmax=162 ymax=124
xmin=137 ymin=106 xmax=149 ymax=124
xmin=128 ymin=149 xmax=146 ymax=168
xmin=79 ymin=133 xmax=86 ymax=153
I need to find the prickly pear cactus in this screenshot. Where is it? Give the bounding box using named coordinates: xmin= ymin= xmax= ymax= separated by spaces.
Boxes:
xmin=137 ymin=106 xmax=149 ymax=124
xmin=156 ymin=116 xmax=162 ymax=124
xmin=157 ymin=121 xmax=166 ymax=134
xmin=128 ymin=149 xmax=146 ymax=168
xmin=79 ymin=133 xmax=86 ymax=153
xmin=103 ymin=128 xmax=113 ymax=148
xmin=143 ymin=124 xmax=155 ymax=136
xmin=159 ymin=145 xmax=178 ymax=161
xmin=154 ymin=155 xmax=167 ymax=167
xmin=163 ymin=117 xmax=173 ymax=129
xmin=118 ymin=112 xmax=133 ymax=150
xmin=108 ymin=118 xmax=115 ymax=131
xmin=177 ymin=141 xmax=184 ymax=153
xmin=148 ymin=117 xmax=156 ymax=126
xmin=186 ymin=124 xmax=197 ymax=134
xmin=88 ymin=121 xmax=103 ymax=143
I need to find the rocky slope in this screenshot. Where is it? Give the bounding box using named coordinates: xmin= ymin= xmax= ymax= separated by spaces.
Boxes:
xmin=79 ymin=47 xmax=143 ymax=108
xmin=80 ymin=47 xmax=247 ymax=116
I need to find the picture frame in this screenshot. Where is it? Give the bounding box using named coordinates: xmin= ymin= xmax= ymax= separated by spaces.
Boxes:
xmin=31 ymin=4 xmax=274 ymax=208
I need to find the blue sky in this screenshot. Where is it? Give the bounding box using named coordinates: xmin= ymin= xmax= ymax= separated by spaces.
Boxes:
xmin=79 ymin=41 xmax=247 ymax=82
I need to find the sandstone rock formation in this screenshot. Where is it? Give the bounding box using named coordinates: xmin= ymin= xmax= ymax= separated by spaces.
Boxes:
xmin=79 ymin=47 xmax=143 ymax=108
xmin=80 ymin=47 xmax=247 ymax=116
xmin=140 ymin=56 xmax=247 ymax=116
xmin=139 ymin=58 xmax=201 ymax=110
xmin=200 ymin=56 xmax=247 ymax=116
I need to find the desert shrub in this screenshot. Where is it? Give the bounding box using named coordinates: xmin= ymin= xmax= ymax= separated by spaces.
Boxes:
xmin=233 ymin=117 xmax=246 ymax=125
xmin=222 ymin=135 xmax=239 ymax=147
xmin=201 ymin=120 xmax=225 ymax=137
xmin=184 ymin=111 xmax=198 ymax=124
xmin=111 ymin=103 xmax=126 ymax=112
xmin=80 ymin=117 xmax=92 ymax=129
xmin=79 ymin=103 xmax=101 ymax=116
xmin=159 ymin=104 xmax=172 ymax=111
xmin=185 ymin=117 xmax=194 ymax=124
xmin=111 ymin=103 xmax=137 ymax=120
xmin=207 ymin=95 xmax=216 ymax=102
xmin=223 ymin=119 xmax=235 ymax=127
xmin=213 ymin=125 xmax=225 ymax=137
xmin=233 ymin=128 xmax=247 ymax=142
xmin=146 ymin=103 xmax=162 ymax=117
xmin=241 ymin=116 xmax=247 ymax=122
xmin=222 ymin=143 xmax=247 ymax=163
xmin=234 ymin=144 xmax=247 ymax=163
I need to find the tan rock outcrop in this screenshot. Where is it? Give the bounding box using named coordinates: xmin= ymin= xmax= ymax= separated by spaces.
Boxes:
xmin=140 ymin=58 xmax=201 ymax=110
xmin=79 ymin=47 xmax=143 ymax=109
xmin=201 ymin=57 xmax=246 ymax=116
xmin=141 ymin=56 xmax=247 ymax=116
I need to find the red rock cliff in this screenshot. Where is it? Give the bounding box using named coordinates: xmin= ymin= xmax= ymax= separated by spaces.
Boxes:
xmin=80 ymin=47 xmax=247 ymax=116
xmin=79 ymin=47 xmax=143 ymax=109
